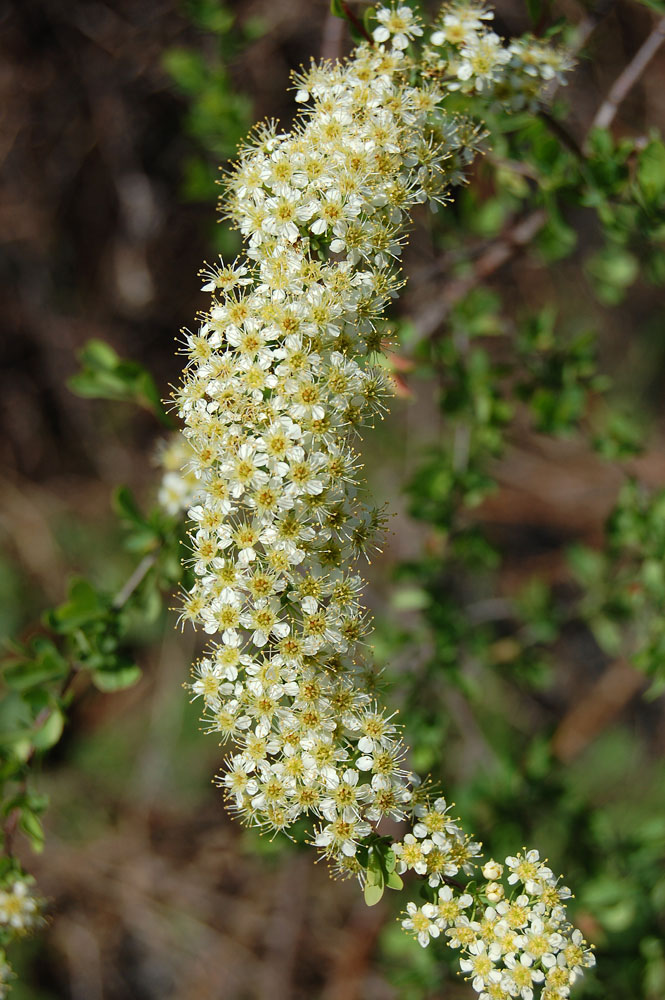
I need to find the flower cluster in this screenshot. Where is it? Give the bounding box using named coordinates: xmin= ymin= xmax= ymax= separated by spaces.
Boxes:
xmin=422 ymin=0 xmax=573 ymax=107
xmin=157 ymin=435 xmax=199 ymax=516
xmin=176 ymin=1 xmax=481 ymax=857
xmin=392 ymin=795 xmax=482 ymax=885
xmin=170 ymin=3 xmax=594 ymax=994
xmin=402 ymin=851 xmax=595 ymax=999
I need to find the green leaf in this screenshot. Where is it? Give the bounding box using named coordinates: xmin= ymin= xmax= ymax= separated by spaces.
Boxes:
xmin=91 ymin=664 xmax=142 ymax=692
xmin=537 ymin=206 xmax=577 ymax=261
xmin=114 ymin=486 xmax=148 ymax=529
xmin=45 ymin=579 xmax=108 ymax=633
xmin=638 ymin=139 xmax=665 ymax=202
xmin=19 ymin=810 xmax=45 ymax=853
xmin=3 ymin=643 xmax=68 ymax=692
xmin=68 ymin=339 xmax=171 ymax=426
xmin=385 ymin=871 xmax=404 ymax=891
xmin=32 ymin=707 xmax=65 ymax=752
xmin=330 ymin=0 xmax=344 ymax=16
xmin=586 ymin=247 xmax=639 ymax=305
xmin=0 ymin=692 xmax=33 ymax=748
xmin=591 ymin=614 xmax=623 ymax=655
xmin=186 ymin=0 xmax=235 ymax=34
xmin=162 ymin=48 xmax=207 ymax=95
xmin=525 ymin=0 xmax=547 ymax=23
xmin=364 ymin=882 xmax=384 ymax=906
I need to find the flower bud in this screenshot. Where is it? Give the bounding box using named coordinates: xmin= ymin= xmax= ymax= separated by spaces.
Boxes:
xmin=485 ymin=881 xmax=504 ymax=903
xmin=482 ymin=859 xmax=504 ymax=880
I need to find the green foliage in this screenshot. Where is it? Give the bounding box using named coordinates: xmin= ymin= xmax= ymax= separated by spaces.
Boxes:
xmin=68 ymin=339 xmax=172 ymax=426
xmin=570 ymin=480 xmax=665 ymax=692
xmin=357 ymin=836 xmax=404 ymax=905
xmin=162 ymin=2 xmax=259 ymax=211
xmin=0 ymin=474 xmax=186 ymax=901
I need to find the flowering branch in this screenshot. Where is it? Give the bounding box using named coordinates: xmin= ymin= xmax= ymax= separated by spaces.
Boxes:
xmin=171 ymin=4 xmax=595 ymax=997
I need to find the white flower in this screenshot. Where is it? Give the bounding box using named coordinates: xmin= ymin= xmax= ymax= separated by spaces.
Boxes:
xmin=374 ymin=6 xmax=423 ymax=50
xmin=460 ymin=940 xmax=497 ymax=993
xmin=401 ymin=901 xmax=440 ymax=947
xmin=501 ymin=953 xmax=545 ymax=1000
xmin=0 ymin=879 xmax=41 ymax=933
xmin=393 ymin=833 xmax=432 ymax=875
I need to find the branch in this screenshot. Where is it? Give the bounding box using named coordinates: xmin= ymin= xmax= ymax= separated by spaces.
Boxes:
xmin=112 ymin=551 xmax=158 ymax=609
xmin=551 ymin=659 xmax=645 ymax=762
xmin=339 ymin=2 xmax=373 ymax=46
xmin=538 ymin=109 xmax=585 ymax=161
xmin=2 ymin=551 xmax=160 ymax=858
xmin=572 ymin=0 xmax=618 ymax=57
xmin=589 ymin=15 xmax=665 ymax=133
xmin=412 ymin=209 xmax=548 ymax=344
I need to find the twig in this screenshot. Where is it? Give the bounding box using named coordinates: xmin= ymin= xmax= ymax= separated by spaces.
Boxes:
xmin=551 ymin=659 xmax=645 ymax=762
xmin=538 ymin=109 xmax=585 ymax=161
xmin=572 ymin=0 xmax=618 ymax=57
xmin=339 ymin=2 xmax=374 ymax=46
xmin=589 ymin=15 xmax=665 ymax=133
xmin=412 ymin=209 xmax=548 ymax=343
xmin=112 ymin=551 xmax=158 ymax=609
xmin=2 ymin=663 xmax=78 ymax=856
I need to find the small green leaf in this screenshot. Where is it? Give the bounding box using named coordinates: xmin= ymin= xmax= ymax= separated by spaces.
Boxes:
xmin=68 ymin=339 xmax=171 ymax=426
xmin=32 ymin=707 xmax=65 ymax=752
xmin=162 ymin=48 xmax=207 ymax=95
xmin=3 ymin=644 xmax=68 ymax=692
xmin=525 ymin=0 xmax=544 ymax=23
xmin=364 ymin=882 xmax=384 ymax=906
xmin=586 ymin=247 xmax=639 ymax=305
xmin=385 ymin=871 xmax=404 ymax=891
xmin=638 ymin=139 xmax=665 ymax=202
xmin=366 ymin=866 xmax=384 ymax=887
xmin=0 ymin=692 xmax=33 ymax=748
xmin=45 ymin=579 xmax=107 ymax=633
xmin=91 ymin=664 xmax=142 ymax=692
xmin=19 ymin=810 xmax=45 ymax=853
xmin=114 ymin=486 xmax=148 ymax=528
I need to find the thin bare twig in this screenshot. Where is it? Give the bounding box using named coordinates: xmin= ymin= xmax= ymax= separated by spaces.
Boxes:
xmin=538 ymin=109 xmax=585 ymax=160
xmin=112 ymin=551 xmax=158 ymax=609
xmin=572 ymin=0 xmax=618 ymax=56
xmin=412 ymin=209 xmax=548 ymax=343
xmin=339 ymin=2 xmax=373 ymax=46
xmin=551 ymin=659 xmax=645 ymax=762
xmin=590 ymin=15 xmax=665 ymax=133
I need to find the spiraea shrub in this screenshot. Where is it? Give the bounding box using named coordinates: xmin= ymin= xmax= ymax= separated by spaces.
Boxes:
xmin=6 ymin=1 xmax=665 ymax=997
